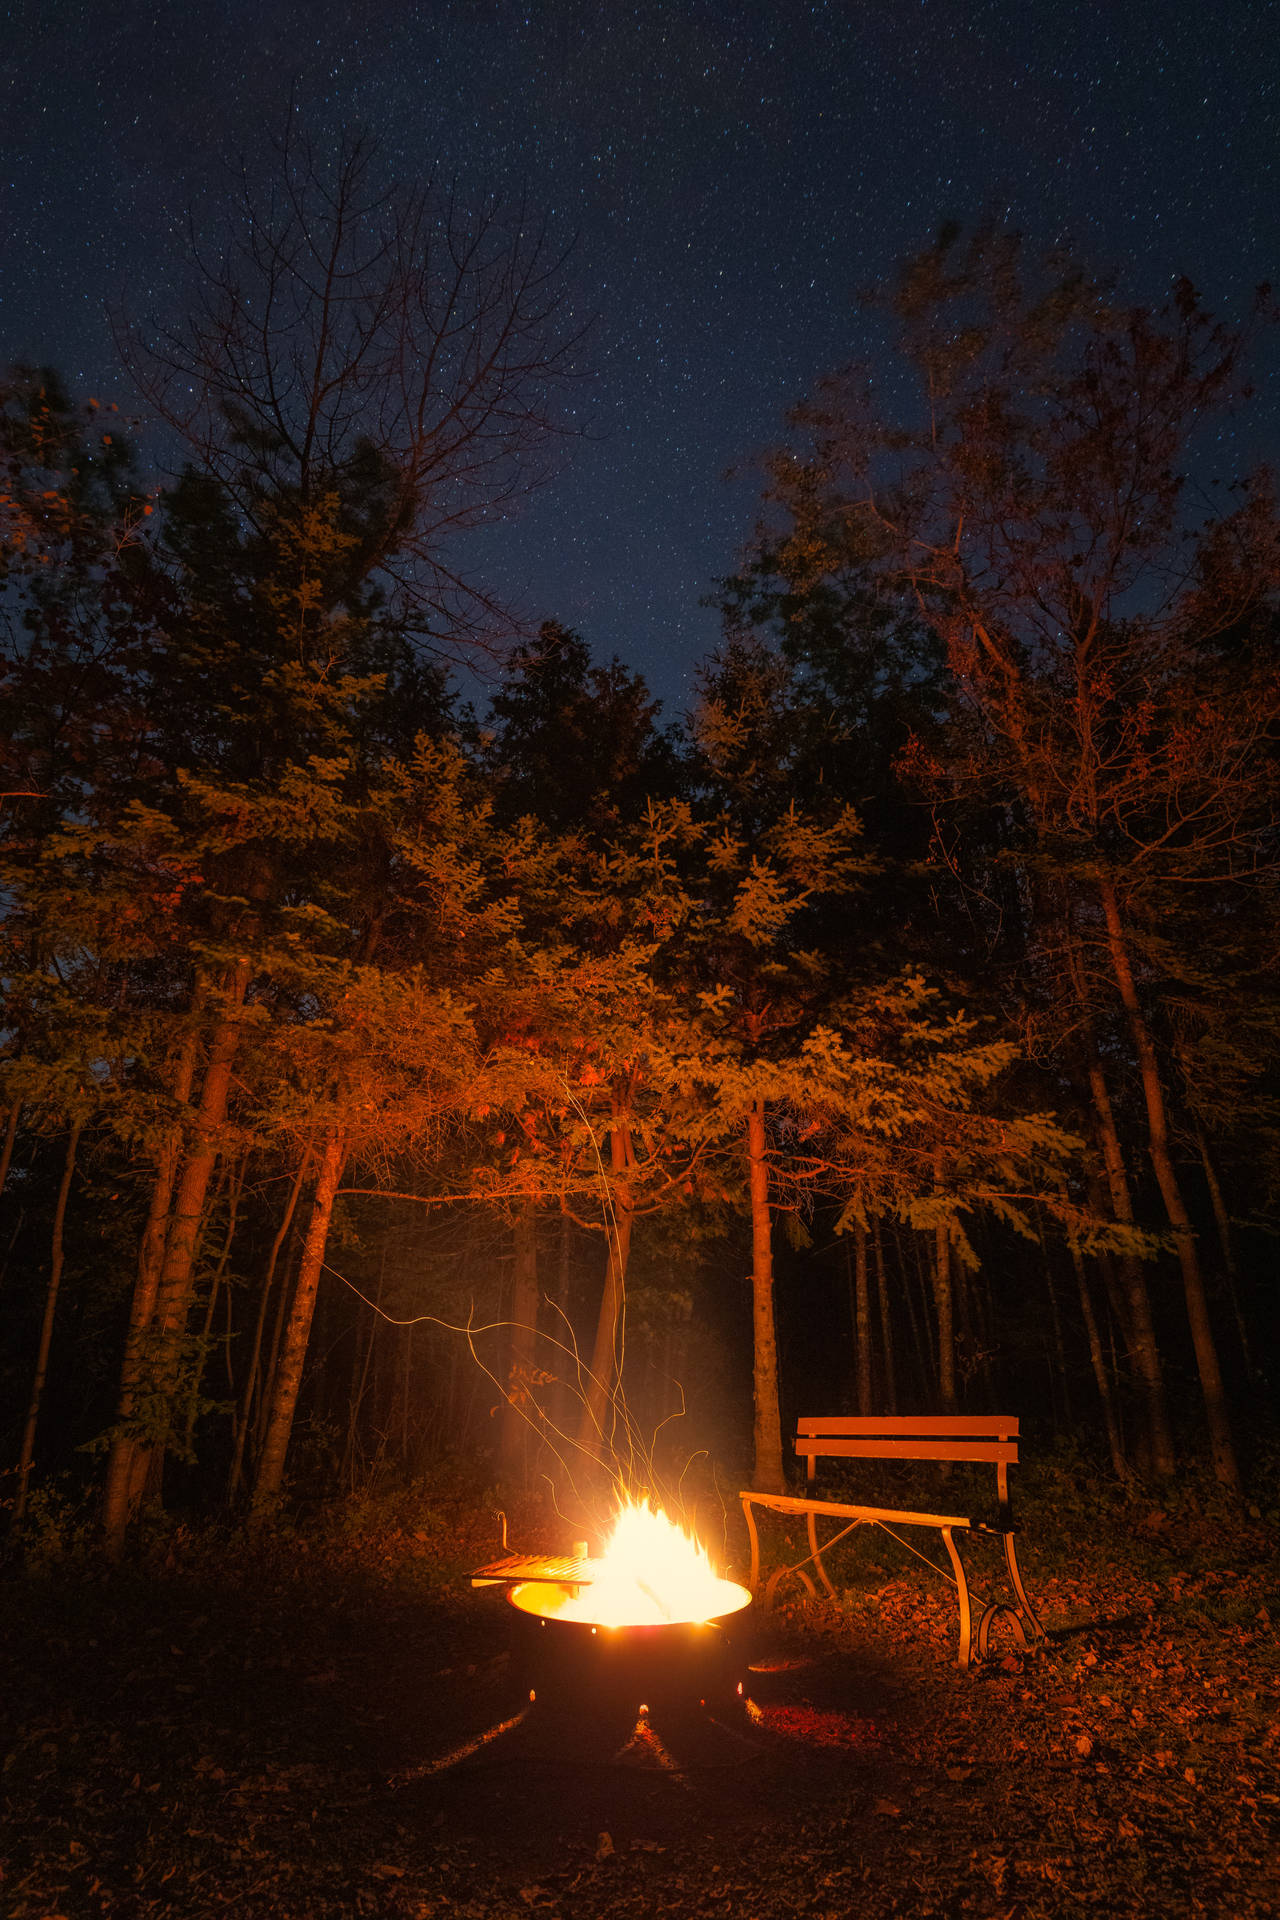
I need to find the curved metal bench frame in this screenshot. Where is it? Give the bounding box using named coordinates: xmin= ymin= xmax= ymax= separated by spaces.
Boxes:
xmin=740 ymin=1416 xmax=1043 ymax=1670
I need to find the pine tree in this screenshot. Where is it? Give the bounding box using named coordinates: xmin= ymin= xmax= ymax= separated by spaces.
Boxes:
xmin=735 ymin=228 xmax=1280 ymax=1486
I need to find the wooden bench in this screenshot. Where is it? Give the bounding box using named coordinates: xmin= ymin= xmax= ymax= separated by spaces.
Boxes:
xmin=740 ymin=1416 xmax=1044 ymax=1669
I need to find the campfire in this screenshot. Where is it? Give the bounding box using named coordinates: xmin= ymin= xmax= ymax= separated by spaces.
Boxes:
xmin=474 ymin=1497 xmax=752 ymax=1725
xmin=521 ymin=1499 xmax=747 ymax=1628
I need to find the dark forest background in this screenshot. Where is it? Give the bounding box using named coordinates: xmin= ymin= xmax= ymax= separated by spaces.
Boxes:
xmin=3 ymin=139 xmax=1278 ymax=1556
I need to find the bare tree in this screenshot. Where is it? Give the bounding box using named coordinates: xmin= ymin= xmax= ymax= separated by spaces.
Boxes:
xmin=115 ymin=122 xmax=588 ymax=654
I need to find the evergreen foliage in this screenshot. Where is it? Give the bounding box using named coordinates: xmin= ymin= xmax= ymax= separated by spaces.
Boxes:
xmin=2 ymin=221 xmax=1277 ymax=1543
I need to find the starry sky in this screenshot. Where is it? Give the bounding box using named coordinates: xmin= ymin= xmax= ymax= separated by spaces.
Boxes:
xmin=3 ymin=0 xmax=1278 ymax=711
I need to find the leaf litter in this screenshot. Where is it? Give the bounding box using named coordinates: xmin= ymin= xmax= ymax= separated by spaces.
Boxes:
xmin=0 ymin=1497 xmax=1277 ymax=1918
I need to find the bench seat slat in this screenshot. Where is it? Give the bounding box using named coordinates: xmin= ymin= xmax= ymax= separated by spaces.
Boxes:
xmin=741 ymin=1491 xmax=978 ymax=1530
xmin=798 ymin=1415 xmax=1019 ymax=1437
xmin=798 ymin=1438 xmax=1018 ymax=1464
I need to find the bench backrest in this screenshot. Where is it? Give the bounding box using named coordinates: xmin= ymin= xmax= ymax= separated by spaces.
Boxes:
xmin=796 ymin=1415 xmax=1020 ymax=1506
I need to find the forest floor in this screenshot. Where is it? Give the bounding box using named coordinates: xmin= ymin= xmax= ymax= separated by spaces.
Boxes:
xmin=1 ymin=1472 xmax=1278 ymax=1920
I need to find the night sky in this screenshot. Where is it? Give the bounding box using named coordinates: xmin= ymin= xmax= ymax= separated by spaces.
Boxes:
xmin=4 ymin=0 xmax=1278 ymax=709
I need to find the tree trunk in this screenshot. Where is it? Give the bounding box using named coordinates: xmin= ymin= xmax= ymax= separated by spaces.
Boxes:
xmin=1067 ymin=1231 xmax=1128 ymax=1479
xmin=550 ymin=1209 xmax=574 ymax=1433
xmin=102 ymin=1015 xmax=203 ymax=1553
xmin=901 ymin=1226 xmax=935 ymax=1403
xmin=1063 ymin=902 xmax=1174 ymax=1477
xmin=746 ymin=1100 xmax=785 ymax=1493
xmin=227 ymin=1148 xmax=311 ymax=1503
xmin=1082 ymin=1050 xmax=1175 ymax=1476
xmin=576 ymin=1119 xmax=634 ymax=1466
xmin=1099 ymin=878 xmax=1239 ymax=1490
xmin=105 ymin=964 xmax=249 ymax=1547
xmin=252 ymin=1131 xmax=347 ymax=1511
xmin=342 ymin=1247 xmax=383 ymax=1488
xmin=181 ymin=1152 xmax=247 ymax=1459
xmin=932 ymin=1221 xmax=956 ymax=1413
xmin=13 ymin=1118 xmax=83 ymax=1528
xmin=873 ymin=1220 xmax=897 ymax=1415
xmin=1195 ymin=1125 xmax=1253 ymax=1377
xmin=502 ymin=1204 xmax=540 ymax=1482
xmin=851 ymin=1220 xmax=872 ymax=1415
xmin=1036 ymin=1207 xmax=1072 ymax=1428
xmin=0 ymin=1100 xmax=21 ymax=1214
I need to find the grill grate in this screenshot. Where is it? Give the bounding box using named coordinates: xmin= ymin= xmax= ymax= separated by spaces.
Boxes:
xmin=470 ymin=1552 xmax=596 ymax=1588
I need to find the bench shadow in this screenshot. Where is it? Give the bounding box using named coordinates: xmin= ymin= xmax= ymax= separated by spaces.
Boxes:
xmin=1039 ymin=1610 xmax=1150 ymax=1648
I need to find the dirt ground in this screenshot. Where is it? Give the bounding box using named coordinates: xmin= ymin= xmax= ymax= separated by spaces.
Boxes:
xmin=2 ymin=1493 xmax=1278 ymax=1918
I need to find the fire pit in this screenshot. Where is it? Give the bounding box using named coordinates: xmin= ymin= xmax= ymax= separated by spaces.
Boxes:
xmin=473 ymin=1502 xmax=753 ymax=1728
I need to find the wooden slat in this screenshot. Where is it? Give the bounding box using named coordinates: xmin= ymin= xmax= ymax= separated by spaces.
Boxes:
xmin=797 ymin=1415 xmax=1018 ymax=1437
xmin=741 ymin=1491 xmax=977 ymax=1529
xmin=796 ymin=1437 xmax=1017 ymax=1464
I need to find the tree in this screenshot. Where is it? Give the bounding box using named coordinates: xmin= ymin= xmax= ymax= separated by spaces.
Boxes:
xmin=750 ymin=226 xmax=1280 ymax=1485
xmin=116 ymin=125 xmax=585 ymax=658
xmin=87 ymin=125 xmax=588 ymax=1545
xmin=616 ymin=644 xmax=1081 ymax=1491
xmin=484 ymin=620 xmax=681 ymax=834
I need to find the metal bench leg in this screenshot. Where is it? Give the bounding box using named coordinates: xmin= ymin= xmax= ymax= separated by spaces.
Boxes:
xmin=806 ymin=1507 xmax=839 ymax=1600
xmin=741 ymin=1495 xmax=762 ymax=1593
xmin=1003 ymin=1531 xmax=1044 ymax=1641
xmin=940 ymin=1526 xmax=972 ymax=1670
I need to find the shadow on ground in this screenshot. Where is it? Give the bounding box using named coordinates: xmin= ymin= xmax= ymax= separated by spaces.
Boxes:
xmin=3 ymin=1547 xmax=1277 ymax=1918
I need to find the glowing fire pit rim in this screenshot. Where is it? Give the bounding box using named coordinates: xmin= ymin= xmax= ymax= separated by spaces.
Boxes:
xmin=506 ymin=1572 xmax=752 ymax=1630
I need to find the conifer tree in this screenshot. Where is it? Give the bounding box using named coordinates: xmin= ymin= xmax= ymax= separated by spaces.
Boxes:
xmin=736 ymin=228 xmax=1280 ymax=1486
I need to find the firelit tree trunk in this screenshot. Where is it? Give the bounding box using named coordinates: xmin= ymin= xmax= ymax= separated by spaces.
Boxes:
xmin=746 ymin=1100 xmax=785 ymax=1494
xmin=227 ymin=1148 xmax=310 ymax=1504
xmin=12 ymin=1117 xmax=82 ymax=1528
xmin=550 ymin=1209 xmax=574 ymax=1434
xmin=1081 ymin=1041 xmax=1175 ymax=1478
xmin=252 ymin=1131 xmax=347 ymax=1511
xmin=502 ymin=1203 xmax=540 ymax=1483
xmin=106 ymin=962 xmax=251 ymax=1542
xmin=577 ymin=1121 xmax=634 ymax=1466
xmin=181 ymin=1152 xmax=247 ymax=1459
xmin=1098 ymin=879 xmax=1239 ymax=1490
xmin=102 ymin=1010 xmax=203 ymax=1555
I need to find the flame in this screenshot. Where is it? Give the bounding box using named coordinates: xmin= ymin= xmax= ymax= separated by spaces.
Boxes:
xmin=537 ymin=1498 xmax=746 ymax=1628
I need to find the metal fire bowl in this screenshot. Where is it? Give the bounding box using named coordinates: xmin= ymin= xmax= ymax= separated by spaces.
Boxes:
xmin=507 ymin=1579 xmax=753 ymax=1724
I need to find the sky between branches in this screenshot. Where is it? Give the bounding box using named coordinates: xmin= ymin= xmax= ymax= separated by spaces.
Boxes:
xmin=3 ymin=0 xmax=1276 ymax=708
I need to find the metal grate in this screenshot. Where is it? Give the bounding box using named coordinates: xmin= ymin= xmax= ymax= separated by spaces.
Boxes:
xmin=470 ymin=1553 xmax=597 ymax=1588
